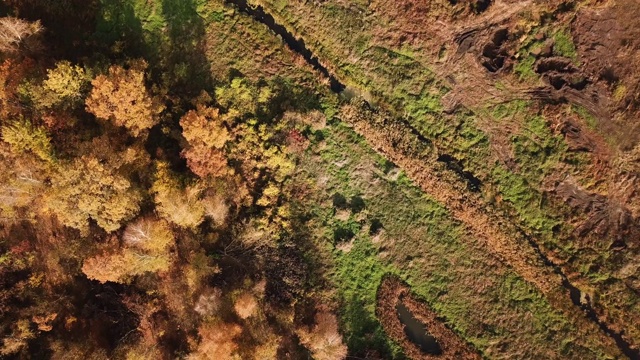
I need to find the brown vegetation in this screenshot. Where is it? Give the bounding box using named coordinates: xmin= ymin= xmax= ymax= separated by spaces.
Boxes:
xmin=0 ymin=17 xmax=42 ymax=54
xmin=234 ymin=292 xmax=258 ymax=319
xmin=0 ymin=2 xmax=325 ymax=356
xmin=572 ymin=1 xmax=640 ymax=149
xmin=188 ymin=321 xmax=243 ymax=359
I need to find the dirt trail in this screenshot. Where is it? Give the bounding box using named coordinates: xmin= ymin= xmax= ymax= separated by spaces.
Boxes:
xmin=439 ymin=0 xmax=537 ymax=113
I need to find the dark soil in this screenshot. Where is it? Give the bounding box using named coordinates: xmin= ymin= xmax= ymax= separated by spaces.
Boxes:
xmin=480 ymin=28 xmax=509 ymax=72
xmin=556 ymin=179 xmax=635 ymax=244
xmin=572 ymin=1 xmax=640 ymax=149
xmin=225 ymin=0 xmax=346 ymax=93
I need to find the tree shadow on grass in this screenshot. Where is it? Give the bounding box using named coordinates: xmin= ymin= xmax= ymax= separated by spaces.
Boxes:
xmin=161 ymin=0 xmax=214 ymax=97
xmin=93 ymin=0 xmax=147 ymax=60
xmin=6 ymin=0 xmax=100 ymax=60
xmin=343 ymin=295 xmax=398 ymax=359
xmin=92 ymin=0 xmax=214 ymax=96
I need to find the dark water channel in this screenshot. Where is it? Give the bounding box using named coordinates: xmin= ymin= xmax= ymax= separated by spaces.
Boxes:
xmin=396 ymin=302 xmax=442 ymax=355
xmin=225 ymin=1 xmax=638 ymax=357
xmin=225 ymin=0 xmax=345 ymax=93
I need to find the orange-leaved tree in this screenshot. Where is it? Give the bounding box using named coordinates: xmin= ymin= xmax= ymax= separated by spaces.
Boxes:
xmin=82 ymin=218 xmax=175 ymax=283
xmin=188 ymin=321 xmax=242 ymax=360
xmin=180 ymin=105 xmax=230 ymax=178
xmin=86 ymin=62 xmax=163 ymax=136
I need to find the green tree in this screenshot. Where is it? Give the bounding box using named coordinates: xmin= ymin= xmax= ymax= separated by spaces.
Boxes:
xmin=1 ymin=119 xmax=53 ymax=162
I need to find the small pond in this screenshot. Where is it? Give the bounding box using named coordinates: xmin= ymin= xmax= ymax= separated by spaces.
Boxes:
xmin=396 ymin=302 xmax=442 ymax=355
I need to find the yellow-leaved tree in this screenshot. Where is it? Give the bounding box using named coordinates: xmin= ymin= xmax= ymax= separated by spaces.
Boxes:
xmin=85 ymin=62 xmax=163 ymax=136
xmin=0 ymin=120 xmax=52 ymax=220
xmin=1 ymin=119 xmax=54 ymax=162
xmin=214 ymin=77 xmax=273 ymax=118
xmin=81 ymin=249 xmax=170 ymax=284
xmin=29 ymin=60 xmax=90 ymax=109
xmin=45 ymin=156 xmax=141 ymax=234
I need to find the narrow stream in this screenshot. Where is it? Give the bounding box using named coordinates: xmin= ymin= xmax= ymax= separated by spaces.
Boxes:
xmin=518 ymin=229 xmax=639 ymax=359
xmin=224 ymin=1 xmax=638 ymax=357
xmin=437 ymin=153 xmax=482 ymax=192
xmin=226 ymin=0 xmax=345 ymax=93
xmin=396 ymin=302 xmax=442 ymax=355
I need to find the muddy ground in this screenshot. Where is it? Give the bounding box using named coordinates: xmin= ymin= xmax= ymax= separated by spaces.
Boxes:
xmin=367 ymin=0 xmax=640 ymax=350
xmin=572 ymin=1 xmax=640 ymax=149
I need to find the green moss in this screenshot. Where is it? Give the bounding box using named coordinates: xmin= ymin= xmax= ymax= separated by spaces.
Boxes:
xmin=491 ymin=165 xmax=559 ymax=236
xmin=515 ymin=55 xmax=537 ymax=80
xmin=553 ymin=29 xmax=578 ymax=60
xmin=490 ymin=100 xmax=530 ymax=120
xmin=293 ymin=120 xmax=612 ymax=357
xmin=334 ymin=237 xmax=402 ymax=357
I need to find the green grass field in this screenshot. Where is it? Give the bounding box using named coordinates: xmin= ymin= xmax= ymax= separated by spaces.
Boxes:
xmin=292 ymin=122 xmax=620 ymax=358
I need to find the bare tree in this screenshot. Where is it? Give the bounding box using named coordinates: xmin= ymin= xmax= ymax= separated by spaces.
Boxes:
xmin=297 ymin=309 xmax=348 ymax=360
xmin=0 ymin=17 xmax=42 ymax=54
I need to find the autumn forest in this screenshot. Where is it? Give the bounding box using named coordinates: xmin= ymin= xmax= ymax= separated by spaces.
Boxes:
xmin=0 ymin=0 xmax=349 ymax=358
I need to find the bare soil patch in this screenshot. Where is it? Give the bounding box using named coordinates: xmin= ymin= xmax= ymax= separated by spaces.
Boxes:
xmin=572 ymin=0 xmax=640 ymax=149
xmin=555 ymin=178 xmax=635 ymax=246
